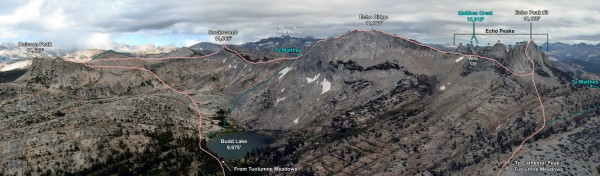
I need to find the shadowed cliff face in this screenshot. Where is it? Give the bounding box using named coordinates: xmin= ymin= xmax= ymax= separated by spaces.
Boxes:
xmin=0 ymin=31 xmax=597 ymax=175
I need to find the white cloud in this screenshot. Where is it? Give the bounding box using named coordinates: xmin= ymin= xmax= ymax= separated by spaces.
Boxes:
xmin=0 ymin=30 xmax=18 ymax=39
xmin=0 ymin=0 xmax=42 ymax=25
xmin=183 ymin=39 xmax=199 ymax=47
xmin=84 ymin=33 xmax=113 ymax=49
xmin=0 ymin=0 xmax=599 ymax=51
xmin=42 ymin=9 xmax=70 ymax=30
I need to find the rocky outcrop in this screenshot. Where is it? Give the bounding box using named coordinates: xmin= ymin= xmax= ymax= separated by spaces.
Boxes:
xmin=30 ymin=58 xmax=100 ymax=89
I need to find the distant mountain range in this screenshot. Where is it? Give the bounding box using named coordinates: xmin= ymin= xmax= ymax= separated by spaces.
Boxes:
xmin=2 ymin=39 xmax=600 ymax=73
xmin=0 ymin=43 xmax=68 ymax=63
xmin=545 ymin=42 xmax=600 ymax=73
xmin=0 ymin=43 xmax=177 ymax=71
xmin=547 ymin=42 xmax=600 ymax=61
xmin=189 ymin=35 xmax=319 ymax=55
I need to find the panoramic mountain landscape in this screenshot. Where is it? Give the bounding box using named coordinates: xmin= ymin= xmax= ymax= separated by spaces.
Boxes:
xmin=1 ymin=30 xmax=599 ymax=175
xmin=2 ymin=1 xmax=600 ymax=175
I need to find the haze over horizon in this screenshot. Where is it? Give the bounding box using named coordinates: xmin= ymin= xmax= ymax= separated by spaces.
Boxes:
xmin=0 ymin=0 xmax=599 ymax=50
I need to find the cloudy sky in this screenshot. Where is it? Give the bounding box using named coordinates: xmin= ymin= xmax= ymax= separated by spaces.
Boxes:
xmin=0 ymin=0 xmax=598 ymax=50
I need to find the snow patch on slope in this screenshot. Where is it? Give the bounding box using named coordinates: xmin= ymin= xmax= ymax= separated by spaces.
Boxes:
xmin=320 ymin=78 xmax=331 ymax=94
xmin=278 ymin=66 xmax=293 ymax=79
xmin=306 ymin=73 xmax=320 ymax=83
xmin=276 ymin=97 xmax=286 ymax=106
xmin=455 ymin=56 xmax=464 ymax=62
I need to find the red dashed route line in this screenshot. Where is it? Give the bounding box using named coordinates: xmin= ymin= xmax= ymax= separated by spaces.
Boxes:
xmin=58 ymin=29 xmax=343 ymax=176
xmin=360 ymin=29 xmax=545 ymax=175
xmin=370 ymin=29 xmax=533 ymax=77
xmin=80 ymin=63 xmax=227 ymax=175
xmin=496 ymin=41 xmax=547 ymax=176
xmin=365 ymin=29 xmax=546 ymax=175
xmin=83 ymin=46 xmax=224 ymax=63
xmin=368 ymin=29 xmax=545 ymax=175
xmin=51 ymin=29 xmax=544 ymax=176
